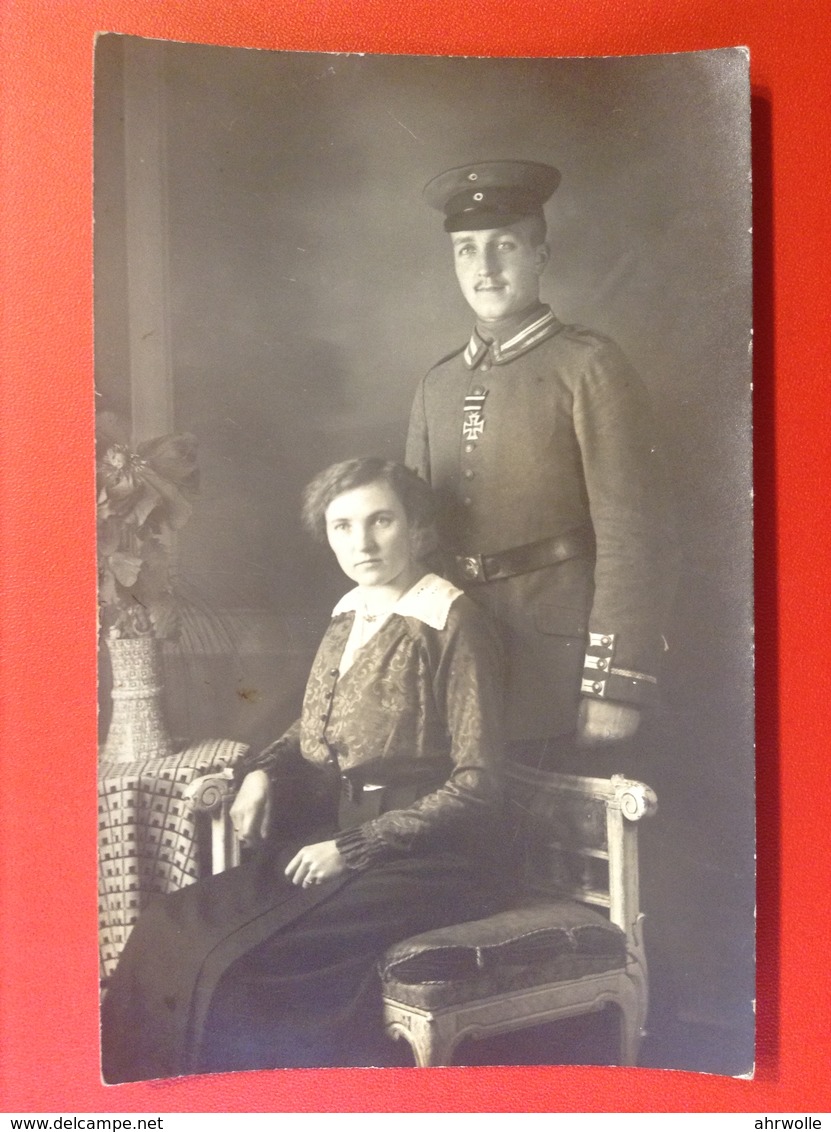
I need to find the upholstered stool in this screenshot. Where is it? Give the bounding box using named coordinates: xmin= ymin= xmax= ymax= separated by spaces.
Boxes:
xmin=380 ymin=768 xmax=656 ymax=1066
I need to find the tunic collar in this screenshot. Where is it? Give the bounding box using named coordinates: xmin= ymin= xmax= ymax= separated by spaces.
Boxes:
xmin=331 ymin=573 xmax=463 ymax=631
xmin=463 ymin=304 xmax=561 ymax=369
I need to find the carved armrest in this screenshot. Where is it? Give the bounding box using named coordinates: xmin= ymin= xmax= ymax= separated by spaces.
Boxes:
xmin=184 ymin=766 xmax=237 ymax=813
xmin=184 ymin=768 xmax=241 ymax=873
xmin=606 ymin=776 xmax=657 ymax=955
xmin=610 ymin=775 xmax=658 ymax=822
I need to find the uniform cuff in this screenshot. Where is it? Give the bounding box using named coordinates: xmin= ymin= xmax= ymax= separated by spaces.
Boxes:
xmin=581 ymin=632 xmax=658 ymax=707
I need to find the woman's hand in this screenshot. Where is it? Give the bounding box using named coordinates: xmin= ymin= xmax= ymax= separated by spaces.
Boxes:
xmin=284 ymin=840 xmax=347 ymax=888
xmin=229 ymin=770 xmax=272 ymax=847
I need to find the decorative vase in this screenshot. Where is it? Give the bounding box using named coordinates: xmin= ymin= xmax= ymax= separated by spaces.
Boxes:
xmin=101 ymin=636 xmax=174 ymax=763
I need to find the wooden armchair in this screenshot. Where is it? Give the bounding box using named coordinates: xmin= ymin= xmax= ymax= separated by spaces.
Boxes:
xmin=186 ymin=762 xmax=656 ymax=1068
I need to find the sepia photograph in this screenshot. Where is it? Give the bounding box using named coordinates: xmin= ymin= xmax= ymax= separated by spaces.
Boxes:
xmin=94 ymin=39 xmax=754 ymax=1082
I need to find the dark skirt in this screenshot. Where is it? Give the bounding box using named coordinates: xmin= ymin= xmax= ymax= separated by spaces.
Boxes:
xmin=101 ymin=833 xmax=501 ymax=1082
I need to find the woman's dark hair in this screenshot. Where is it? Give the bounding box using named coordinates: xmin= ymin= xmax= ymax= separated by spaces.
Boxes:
xmin=301 ymin=458 xmax=438 ymax=552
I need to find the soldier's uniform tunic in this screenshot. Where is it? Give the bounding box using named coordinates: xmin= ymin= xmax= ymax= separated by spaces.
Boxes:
xmin=406 ymin=301 xmax=672 ymax=745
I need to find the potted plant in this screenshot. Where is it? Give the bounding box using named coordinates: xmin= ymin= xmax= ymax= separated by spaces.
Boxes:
xmin=97 ymin=413 xmax=198 ymax=762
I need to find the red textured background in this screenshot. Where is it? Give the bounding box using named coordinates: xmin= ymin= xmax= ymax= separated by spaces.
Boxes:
xmin=1 ymin=0 xmax=829 ymax=1114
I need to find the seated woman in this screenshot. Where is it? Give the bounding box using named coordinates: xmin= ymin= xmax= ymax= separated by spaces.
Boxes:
xmin=101 ymin=457 xmax=506 ymax=1081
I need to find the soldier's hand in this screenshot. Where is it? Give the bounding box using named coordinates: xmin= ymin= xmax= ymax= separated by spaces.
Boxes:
xmin=577 ymin=699 xmax=641 ymax=746
xmin=230 ymin=769 xmax=272 ymax=847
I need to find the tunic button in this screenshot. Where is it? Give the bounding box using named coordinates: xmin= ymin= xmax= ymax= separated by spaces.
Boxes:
xmin=600 ymin=637 xmax=611 ymax=647
xmin=463 ymin=497 xmax=472 ymax=506
xmin=464 ymin=469 xmax=474 ymax=480
xmin=596 ymin=659 xmax=607 ymax=670
xmin=329 ymin=668 xmax=339 ymax=677
xmin=464 ymin=443 xmax=475 ymax=453
xmin=592 ymin=682 xmax=603 ymax=694
xmin=480 ymin=361 xmax=491 ymax=372
xmin=472 ymin=386 xmax=484 ymax=396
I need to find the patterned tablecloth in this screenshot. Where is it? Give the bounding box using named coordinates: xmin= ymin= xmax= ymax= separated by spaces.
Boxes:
xmin=98 ymin=738 xmax=248 ymax=981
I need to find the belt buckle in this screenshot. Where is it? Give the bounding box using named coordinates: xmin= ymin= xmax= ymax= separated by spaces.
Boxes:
xmin=460 ymin=554 xmax=486 ymax=582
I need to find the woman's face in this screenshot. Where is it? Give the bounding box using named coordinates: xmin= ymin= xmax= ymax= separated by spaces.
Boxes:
xmin=324 ymin=479 xmax=416 ymax=591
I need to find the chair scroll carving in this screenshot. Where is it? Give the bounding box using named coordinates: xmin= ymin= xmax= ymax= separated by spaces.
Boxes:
xmin=183 ymin=766 xmax=240 ymax=873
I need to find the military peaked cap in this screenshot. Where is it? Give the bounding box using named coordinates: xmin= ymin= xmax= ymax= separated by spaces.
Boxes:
xmin=424 ymin=159 xmax=561 ymax=232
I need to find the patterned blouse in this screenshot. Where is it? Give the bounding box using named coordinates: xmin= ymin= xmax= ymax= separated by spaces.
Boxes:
xmin=236 ymin=574 xmax=505 ymax=871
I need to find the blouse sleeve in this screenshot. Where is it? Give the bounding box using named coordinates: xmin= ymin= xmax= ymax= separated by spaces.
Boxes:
xmin=335 ymin=597 xmax=505 ymax=869
xmin=232 ymin=719 xmax=303 ymax=784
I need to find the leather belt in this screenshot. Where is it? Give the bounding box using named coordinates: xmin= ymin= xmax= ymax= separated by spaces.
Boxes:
xmin=454 ymin=528 xmax=593 ymax=585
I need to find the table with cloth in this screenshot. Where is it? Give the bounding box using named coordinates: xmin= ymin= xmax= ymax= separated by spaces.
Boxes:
xmin=98 ymin=738 xmax=248 ymax=981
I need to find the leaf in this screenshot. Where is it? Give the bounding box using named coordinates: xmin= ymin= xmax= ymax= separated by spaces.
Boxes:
xmin=97 ymin=517 xmax=122 ymax=556
xmin=130 ymin=480 xmax=164 ymax=528
xmin=98 ymin=569 xmax=121 ymax=607
xmin=136 ymin=466 xmax=193 ymax=529
xmin=138 ymin=433 xmax=199 ymax=490
xmin=134 ymin=546 xmax=170 ymax=609
xmin=147 ymin=597 xmax=180 ymax=640
xmin=109 ymin=550 xmax=143 ymax=588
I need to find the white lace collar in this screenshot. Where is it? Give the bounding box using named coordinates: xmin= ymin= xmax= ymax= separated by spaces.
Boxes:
xmin=331 ymin=573 xmax=463 ymax=631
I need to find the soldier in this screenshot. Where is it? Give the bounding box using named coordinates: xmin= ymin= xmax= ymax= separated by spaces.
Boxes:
xmin=406 ymin=160 xmax=675 ymax=769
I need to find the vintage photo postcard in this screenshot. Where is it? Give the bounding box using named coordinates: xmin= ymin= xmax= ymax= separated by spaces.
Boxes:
xmin=94 ymin=39 xmax=753 ymax=1081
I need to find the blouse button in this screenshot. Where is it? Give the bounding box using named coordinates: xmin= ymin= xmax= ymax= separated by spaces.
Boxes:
xmin=329 ymin=668 xmax=339 ymax=677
